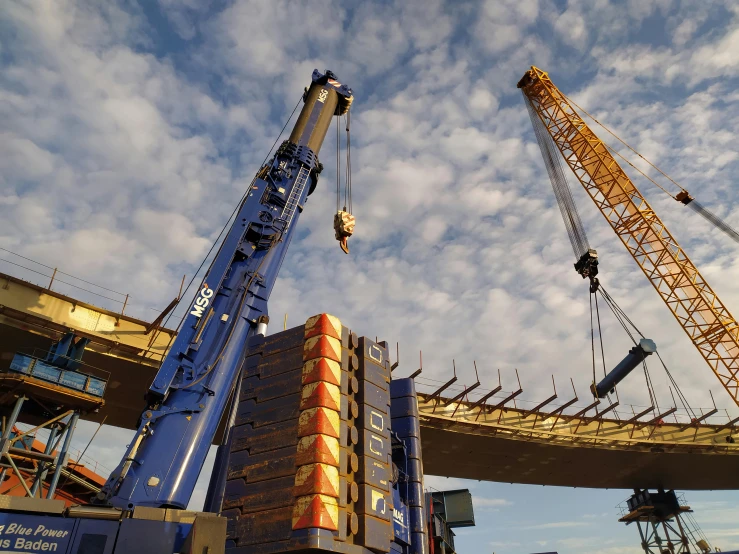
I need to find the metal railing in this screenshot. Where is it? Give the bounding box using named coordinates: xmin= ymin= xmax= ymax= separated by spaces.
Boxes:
xmin=8 ymin=348 xmax=110 ymax=398
xmin=0 ymin=247 xmax=182 ymax=324
xmin=64 ymin=446 xmax=113 ymax=480
xmin=413 ymin=373 xmax=737 ymax=428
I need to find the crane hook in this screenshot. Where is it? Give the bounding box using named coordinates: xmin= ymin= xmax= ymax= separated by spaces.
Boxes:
xmin=334 ymin=210 xmax=355 ymax=254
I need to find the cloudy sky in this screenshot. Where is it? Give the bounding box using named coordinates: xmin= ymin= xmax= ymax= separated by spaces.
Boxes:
xmin=2 ymin=0 xmax=739 ymax=552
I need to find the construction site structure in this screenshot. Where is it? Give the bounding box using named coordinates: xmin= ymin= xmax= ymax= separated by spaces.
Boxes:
xmin=518 ymin=64 xmax=739 ymax=554
xmin=0 ymin=426 xmax=107 ymax=506
xmin=2 ymin=267 xmax=738 ymax=491
xmin=0 ymin=330 xmax=106 ymax=504
xmin=618 ymin=489 xmax=739 ymax=554
xmin=0 ymin=311 xmax=479 ymax=554
xmin=0 ymin=64 xmax=736 ymax=553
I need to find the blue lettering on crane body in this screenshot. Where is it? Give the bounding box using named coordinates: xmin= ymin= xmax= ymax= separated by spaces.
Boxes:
xmin=0 ymin=513 xmax=76 ymax=553
xmin=391 ymin=487 xmax=411 ymax=546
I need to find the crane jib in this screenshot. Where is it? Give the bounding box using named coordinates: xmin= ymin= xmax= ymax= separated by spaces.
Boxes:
xmin=519 ymin=65 xmax=739 ymax=408
xmin=96 ymin=70 xmax=353 ymax=510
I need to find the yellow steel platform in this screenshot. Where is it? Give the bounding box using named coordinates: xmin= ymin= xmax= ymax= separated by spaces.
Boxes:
xmin=0 ymin=271 xmax=175 ymax=429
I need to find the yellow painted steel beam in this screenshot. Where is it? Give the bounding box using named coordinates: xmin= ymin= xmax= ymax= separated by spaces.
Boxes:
xmin=0 ymin=271 xmax=177 ymax=429
xmin=0 ymin=271 xmax=175 ymax=365
xmin=519 ymin=66 xmax=739 ymax=406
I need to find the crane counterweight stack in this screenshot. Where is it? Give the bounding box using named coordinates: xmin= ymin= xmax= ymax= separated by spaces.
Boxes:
xmin=518 ymin=66 xmax=739 ymax=407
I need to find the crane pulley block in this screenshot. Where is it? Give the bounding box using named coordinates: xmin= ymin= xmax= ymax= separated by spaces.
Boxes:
xmin=675 ymin=190 xmax=694 ymax=205
xmin=334 ymin=210 xmax=355 ymax=254
xmin=574 ymin=248 xmax=599 ymax=280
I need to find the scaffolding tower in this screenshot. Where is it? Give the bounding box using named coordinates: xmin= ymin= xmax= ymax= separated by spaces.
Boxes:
xmin=0 ymin=332 xmax=108 ymax=501
xmin=619 ymin=489 xmax=715 ymax=553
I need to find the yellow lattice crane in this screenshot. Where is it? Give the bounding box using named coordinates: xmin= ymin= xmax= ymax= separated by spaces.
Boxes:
xmin=518 ymin=66 xmax=739 ymax=406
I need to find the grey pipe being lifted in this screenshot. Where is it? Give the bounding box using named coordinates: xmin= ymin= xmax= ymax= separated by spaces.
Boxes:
xmin=591 ymin=338 xmax=657 ymax=398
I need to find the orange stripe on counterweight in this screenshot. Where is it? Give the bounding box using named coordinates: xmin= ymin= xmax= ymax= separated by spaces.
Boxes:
xmin=292 ymin=494 xmax=339 ymax=531
xmin=298 ymin=407 xmax=340 ymax=438
xmin=302 ymin=358 xmax=341 ymax=386
xmin=304 ymin=313 xmax=342 ymax=341
xmin=300 ymin=381 xmax=341 ymax=411
xmin=303 ymin=335 xmax=342 ymax=363
xmin=294 ymin=463 xmax=340 ymax=497
xmin=296 ymin=434 xmax=340 ymax=467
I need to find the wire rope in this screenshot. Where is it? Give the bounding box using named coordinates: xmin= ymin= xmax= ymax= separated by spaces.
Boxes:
xmin=336 ymin=114 xmax=341 ymax=212
xmin=598 ymin=285 xmax=697 ymax=418
xmin=524 ymin=94 xmax=590 ymax=259
xmin=594 ymin=292 xmax=607 ymax=379
xmin=590 ymin=293 xmax=597 ymax=387
xmin=562 ymin=92 xmax=685 ymax=198
xmin=345 ymin=111 xmax=353 ymax=213
xmin=564 ymin=93 xmax=739 ymax=244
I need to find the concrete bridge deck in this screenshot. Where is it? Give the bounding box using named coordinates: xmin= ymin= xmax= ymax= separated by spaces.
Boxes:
xmin=418 ymin=393 xmax=739 ymax=490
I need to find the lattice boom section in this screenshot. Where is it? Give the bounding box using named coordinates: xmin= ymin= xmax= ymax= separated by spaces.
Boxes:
xmin=521 ymin=66 xmax=739 ymax=404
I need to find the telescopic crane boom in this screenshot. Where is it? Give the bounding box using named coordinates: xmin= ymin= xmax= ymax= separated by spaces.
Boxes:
xmin=96 ymin=70 xmax=353 ymax=509
xmin=518 ymin=66 xmax=739 ymax=406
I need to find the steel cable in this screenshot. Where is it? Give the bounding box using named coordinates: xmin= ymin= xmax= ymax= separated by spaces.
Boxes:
xmin=345 ymin=111 xmax=352 ymax=213
xmin=336 ymin=115 xmax=341 ymax=212
xmin=524 ymin=94 xmax=590 ymax=259
xmin=565 ymin=92 xmax=739 ymax=246
xmin=598 ymin=285 xmax=696 ymax=419
xmin=686 ymin=199 xmax=739 ymax=243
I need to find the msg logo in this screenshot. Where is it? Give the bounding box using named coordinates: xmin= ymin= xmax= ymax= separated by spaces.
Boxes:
xmin=190 ymin=285 xmax=214 ymax=317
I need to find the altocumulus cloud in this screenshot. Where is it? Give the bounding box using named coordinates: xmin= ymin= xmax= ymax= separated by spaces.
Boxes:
xmin=2 ymin=1 xmax=739 ymax=553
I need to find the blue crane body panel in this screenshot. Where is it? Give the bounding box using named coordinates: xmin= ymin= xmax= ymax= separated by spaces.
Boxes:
xmin=0 ymin=511 xmax=194 ymax=554
xmin=0 ymin=498 xmax=228 ymax=554
xmin=0 ymin=512 xmax=78 ymax=553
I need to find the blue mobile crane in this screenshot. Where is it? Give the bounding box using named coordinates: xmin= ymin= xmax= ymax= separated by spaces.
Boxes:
xmin=0 ymin=69 xmax=353 ymax=553
xmin=95 ymin=69 xmax=353 ymax=512
xmin=0 ymin=70 xmax=472 ymax=554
